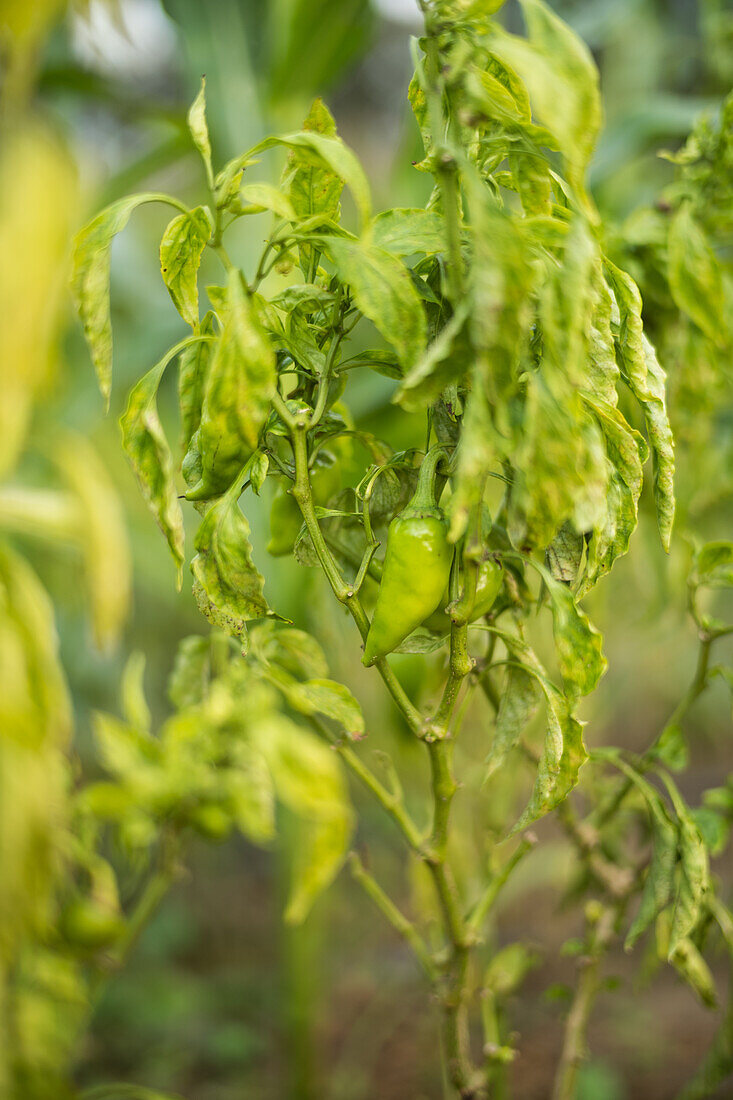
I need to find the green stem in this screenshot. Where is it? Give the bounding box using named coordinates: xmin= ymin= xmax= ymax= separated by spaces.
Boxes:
xmin=348 ymin=853 xmax=437 ymax=981
xmin=310 ymin=717 xmax=424 ymax=853
xmin=552 ymin=905 xmax=618 ymax=1100
xmin=466 ymin=836 xmax=536 ymax=935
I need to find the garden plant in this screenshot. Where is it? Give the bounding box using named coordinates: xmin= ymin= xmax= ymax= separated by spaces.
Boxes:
xmin=10 ymin=0 xmax=732 ymax=1096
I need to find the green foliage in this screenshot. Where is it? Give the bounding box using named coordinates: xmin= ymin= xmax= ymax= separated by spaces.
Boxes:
xmin=66 ymin=1 xmax=733 ymax=1098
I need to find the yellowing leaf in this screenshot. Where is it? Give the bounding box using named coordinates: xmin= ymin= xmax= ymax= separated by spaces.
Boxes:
xmin=191 ymin=474 xmax=270 ymax=637
xmin=72 ymin=192 xmax=169 ymax=407
xmin=159 ymin=206 xmax=211 ymax=329
xmin=326 ymin=237 xmax=426 ymax=370
xmin=120 ymin=347 xmax=186 ymax=583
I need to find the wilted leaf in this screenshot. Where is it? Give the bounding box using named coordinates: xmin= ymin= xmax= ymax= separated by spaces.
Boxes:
xmin=187 ymin=77 xmax=213 ymax=185
xmin=191 ymin=475 xmax=270 ymax=637
xmin=326 ymin=237 xmax=426 ymax=370
xmin=72 ymin=193 xmax=170 ymax=406
xmin=120 ymin=348 xmax=185 ymax=583
xmin=159 ymin=206 xmax=211 ymax=328
xmin=485 ymin=664 xmax=541 ymax=779
xmin=192 ymin=272 xmax=276 ymax=499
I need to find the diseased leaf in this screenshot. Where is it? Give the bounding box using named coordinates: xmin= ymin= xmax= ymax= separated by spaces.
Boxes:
xmin=326 ymin=237 xmax=426 ymax=370
xmin=663 ymin=776 xmax=709 ymax=958
xmin=668 ymin=204 xmax=727 ymax=346
xmin=168 ymin=635 xmax=214 ymax=710
xmin=240 ymin=182 xmax=297 ymax=221
xmin=605 ymin=260 xmax=675 ymax=551
xmin=120 ymin=348 xmax=185 ymax=583
xmin=71 ymin=193 xmax=168 ymax=406
xmin=178 ymin=311 xmax=215 ymax=451
xmin=120 ymin=651 xmax=152 ymax=733
xmin=191 ymin=475 xmax=270 ymax=637
xmin=249 ymin=622 xmax=329 ymax=681
xmin=511 ymin=680 xmax=587 ymax=835
xmin=279 ymin=677 xmax=365 ymax=738
xmin=485 ymin=664 xmax=541 ymax=779
xmin=396 ymin=301 xmax=471 ymax=410
xmin=188 ymin=77 xmax=213 ymax=184
xmin=257 ymin=108 xmax=371 ymax=230
xmin=489 ymin=0 xmax=601 ymax=191
xmin=226 ymin=742 xmax=276 ymax=843
xmin=543 ymin=571 xmax=606 ymax=698
xmin=625 ymin=805 xmax=677 ymax=950
xmin=191 ymin=272 xmax=276 ymax=499
xmin=370 ymin=208 xmax=445 ymax=257
xmin=159 ymin=206 xmax=211 ymax=328
xmin=670 ymin=938 xmax=718 ymax=1009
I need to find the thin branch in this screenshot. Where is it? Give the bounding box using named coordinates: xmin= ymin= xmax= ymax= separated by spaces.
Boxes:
xmin=348 ymin=852 xmax=437 ymax=981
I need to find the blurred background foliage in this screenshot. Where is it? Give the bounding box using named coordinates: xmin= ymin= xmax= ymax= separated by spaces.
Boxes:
xmin=0 ymin=0 xmax=731 ymax=1097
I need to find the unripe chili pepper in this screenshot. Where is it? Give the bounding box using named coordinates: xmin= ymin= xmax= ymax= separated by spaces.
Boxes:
xmin=363 ymin=447 xmax=452 ymax=665
xmin=267 ymin=462 xmax=342 ymax=557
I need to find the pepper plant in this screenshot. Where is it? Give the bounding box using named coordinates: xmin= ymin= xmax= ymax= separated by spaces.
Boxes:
xmin=72 ymin=1 xmax=733 ymax=1096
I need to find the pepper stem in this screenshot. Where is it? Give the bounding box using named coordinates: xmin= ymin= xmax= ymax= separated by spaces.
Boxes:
xmin=410 ymin=444 xmax=450 ymax=512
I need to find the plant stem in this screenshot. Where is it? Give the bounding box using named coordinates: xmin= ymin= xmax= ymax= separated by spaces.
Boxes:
xmin=283 ymin=396 xmax=484 ymax=1096
xmin=466 ymin=835 xmax=537 ymax=935
xmin=310 ymin=716 xmax=424 ymax=852
xmin=552 ymin=905 xmax=617 ymax=1100
xmin=348 ymin=852 xmax=437 ymax=981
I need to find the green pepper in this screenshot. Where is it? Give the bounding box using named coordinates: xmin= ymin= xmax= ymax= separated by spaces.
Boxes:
xmin=423 ymin=556 xmax=503 ymax=633
xmin=267 ymin=462 xmax=342 ymax=557
xmin=363 ymin=448 xmax=452 ymax=666
xmin=59 ymin=897 xmax=126 ymax=951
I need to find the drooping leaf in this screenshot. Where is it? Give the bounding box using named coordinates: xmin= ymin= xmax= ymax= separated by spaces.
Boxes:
xmin=187 ymin=77 xmax=213 ymax=185
xmin=663 ymin=776 xmax=710 ymax=958
xmin=605 ymin=261 xmax=675 ymax=551
xmin=326 ymin=237 xmax=426 ymax=370
xmin=489 ymin=0 xmax=601 ymax=192
xmin=159 ymin=206 xmax=211 ymax=329
xmin=192 ymin=272 xmax=276 ymax=499
xmin=178 ymin=311 xmax=216 ymax=451
xmin=71 ymin=193 xmax=171 ymax=406
xmin=669 ymin=937 xmax=718 ymax=1009
xmin=396 ymin=301 xmax=471 ymax=410
xmin=485 ymin=663 xmax=541 ymax=779
xmin=543 ymin=571 xmax=606 ymax=699
xmin=119 ymin=348 xmax=185 ymax=583
xmin=191 ymin=475 xmax=270 ymax=637
xmin=511 ymin=680 xmax=587 ymax=835
xmin=625 ymin=804 xmax=677 ymax=950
